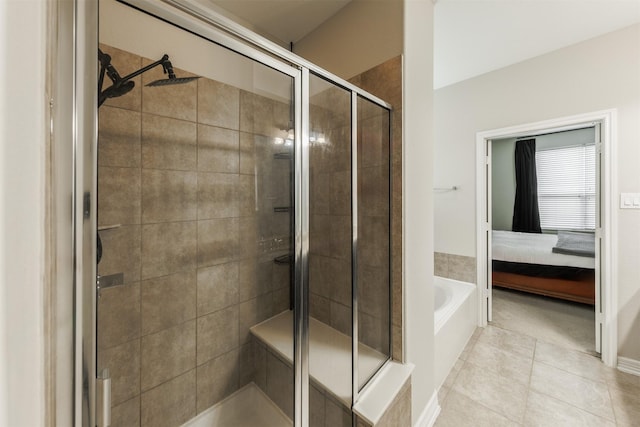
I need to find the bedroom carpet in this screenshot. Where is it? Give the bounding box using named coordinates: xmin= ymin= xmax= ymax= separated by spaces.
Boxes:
xmin=490 ymin=287 xmax=595 ymax=355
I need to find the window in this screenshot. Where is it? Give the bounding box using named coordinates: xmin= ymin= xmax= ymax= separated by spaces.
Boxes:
xmin=536 ymin=144 xmax=596 ymax=230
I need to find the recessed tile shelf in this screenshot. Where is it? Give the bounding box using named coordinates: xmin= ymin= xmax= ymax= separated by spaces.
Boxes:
xmin=250 ymin=310 xmax=388 ymax=407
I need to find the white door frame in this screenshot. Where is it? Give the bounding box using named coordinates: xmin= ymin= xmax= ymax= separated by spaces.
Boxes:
xmin=475 ymin=110 xmax=618 ymax=367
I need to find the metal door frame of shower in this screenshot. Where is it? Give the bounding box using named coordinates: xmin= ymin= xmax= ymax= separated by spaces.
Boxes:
xmin=74 ymin=0 xmax=99 ymax=425
xmin=72 ymin=0 xmax=394 ymax=425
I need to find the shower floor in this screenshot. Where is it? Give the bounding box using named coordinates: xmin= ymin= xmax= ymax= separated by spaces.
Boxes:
xmin=182 ymin=383 xmax=291 ymax=427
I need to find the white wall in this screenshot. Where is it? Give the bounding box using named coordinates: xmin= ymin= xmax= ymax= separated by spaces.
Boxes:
xmin=293 ymin=0 xmax=403 ymax=80
xmin=0 ymin=0 xmax=47 ymax=425
xmin=434 ymin=1 xmax=640 ymax=89
xmin=404 ymin=1 xmax=436 ymax=422
xmin=434 ymin=24 xmax=640 ymax=360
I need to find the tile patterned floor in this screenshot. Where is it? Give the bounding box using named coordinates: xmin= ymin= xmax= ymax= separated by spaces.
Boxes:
xmin=490 ymin=288 xmax=595 ymax=354
xmin=436 ymin=292 xmax=640 ymax=426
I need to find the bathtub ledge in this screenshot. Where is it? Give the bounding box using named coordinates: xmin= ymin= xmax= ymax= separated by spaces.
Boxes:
xmin=352 ymin=361 xmax=414 ymax=426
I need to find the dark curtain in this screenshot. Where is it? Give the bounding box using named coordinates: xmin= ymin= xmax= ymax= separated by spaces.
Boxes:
xmin=512 ymin=138 xmax=541 ymax=233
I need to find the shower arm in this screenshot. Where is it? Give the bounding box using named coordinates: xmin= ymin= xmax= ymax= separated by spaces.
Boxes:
xmin=98 ymin=49 xmax=175 ymax=89
xmin=120 ymin=55 xmax=175 ymax=81
xmin=98 ymin=49 xmax=178 ymax=107
xmin=98 ymin=49 xmax=199 ymax=107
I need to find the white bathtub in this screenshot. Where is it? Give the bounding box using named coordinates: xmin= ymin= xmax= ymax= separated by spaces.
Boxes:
xmin=434 ymin=276 xmax=477 ymax=388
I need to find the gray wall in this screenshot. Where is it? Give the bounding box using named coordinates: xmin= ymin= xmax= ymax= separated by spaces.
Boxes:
xmin=293 ymin=0 xmax=403 ymax=80
xmin=491 ymin=127 xmax=595 ymax=231
xmin=491 ymin=138 xmax=516 ymax=230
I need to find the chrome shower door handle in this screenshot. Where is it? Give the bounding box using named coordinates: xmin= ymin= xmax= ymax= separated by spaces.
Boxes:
xmin=96 ymin=368 xmax=111 ymax=427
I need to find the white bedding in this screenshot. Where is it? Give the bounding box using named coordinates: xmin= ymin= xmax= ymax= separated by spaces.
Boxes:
xmin=492 ymin=230 xmax=595 ymax=269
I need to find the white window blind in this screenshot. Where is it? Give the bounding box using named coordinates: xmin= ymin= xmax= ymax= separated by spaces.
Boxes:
xmin=536 ymin=144 xmax=596 ymax=230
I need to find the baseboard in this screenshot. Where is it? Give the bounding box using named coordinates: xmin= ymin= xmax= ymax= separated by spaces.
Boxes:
xmin=414 ymin=389 xmax=441 ymax=427
xmin=617 ymin=357 xmax=640 ymax=376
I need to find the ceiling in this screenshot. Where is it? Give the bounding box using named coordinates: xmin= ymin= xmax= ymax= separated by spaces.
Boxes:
xmin=207 ymin=0 xmax=640 ymax=88
xmin=434 ymin=0 xmax=640 ymax=88
xmin=208 ymin=0 xmax=352 ymax=47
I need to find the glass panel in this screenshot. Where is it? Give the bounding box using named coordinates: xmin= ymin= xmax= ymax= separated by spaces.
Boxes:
xmin=357 ymin=96 xmax=391 ymax=390
xmin=308 ymin=73 xmax=353 ymax=426
xmin=96 ymin=12 xmax=295 ymax=425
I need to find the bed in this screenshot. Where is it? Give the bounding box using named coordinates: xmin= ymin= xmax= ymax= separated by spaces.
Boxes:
xmin=492 ymin=230 xmax=595 ymax=305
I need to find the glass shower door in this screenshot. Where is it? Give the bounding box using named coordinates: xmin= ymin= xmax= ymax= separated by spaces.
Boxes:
xmin=96 ymin=21 xmax=297 ymax=425
xmin=307 ymin=73 xmax=354 ymax=426
xmin=357 ymin=96 xmax=391 ymax=389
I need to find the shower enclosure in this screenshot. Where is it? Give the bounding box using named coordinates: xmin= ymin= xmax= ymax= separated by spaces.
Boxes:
xmin=90 ymin=1 xmax=392 ymax=426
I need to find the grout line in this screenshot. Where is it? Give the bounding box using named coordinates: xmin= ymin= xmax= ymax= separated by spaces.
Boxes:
xmin=138 ymin=75 xmax=143 ymax=425
xmin=534 ymin=359 xmax=609 ymax=385
xmin=521 ymin=338 xmax=537 ymax=424
xmin=446 ymin=358 xmax=465 ymax=391
xmin=529 ymin=360 xmax=617 ymax=423
xmin=447 ymin=386 xmax=521 ymax=426
xmin=194 ymin=94 xmax=200 ymax=414
xmin=486 ymin=322 xmax=539 ymax=344
xmin=528 ymin=385 xmax=618 ymax=425
xmin=605 ymin=381 xmax=619 ymax=426
xmin=139 ymin=367 xmax=197 ymax=397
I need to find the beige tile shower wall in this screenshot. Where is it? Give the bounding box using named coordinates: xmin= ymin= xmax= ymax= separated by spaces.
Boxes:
xmin=350 ymin=56 xmax=403 ymax=361
xmin=308 ymin=59 xmax=400 ymax=357
xmin=434 ymin=252 xmax=477 ymax=284
xmin=355 ymin=379 xmax=411 ymax=427
xmin=358 ymin=98 xmax=391 ymax=355
xmin=252 ymin=337 xmax=353 ymax=427
xmin=97 ymin=44 xmax=291 ymax=427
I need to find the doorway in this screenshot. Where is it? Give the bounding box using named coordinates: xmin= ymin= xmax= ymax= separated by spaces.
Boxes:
xmin=491 ymin=127 xmax=597 ymax=353
xmin=475 ymin=111 xmax=618 ymax=367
